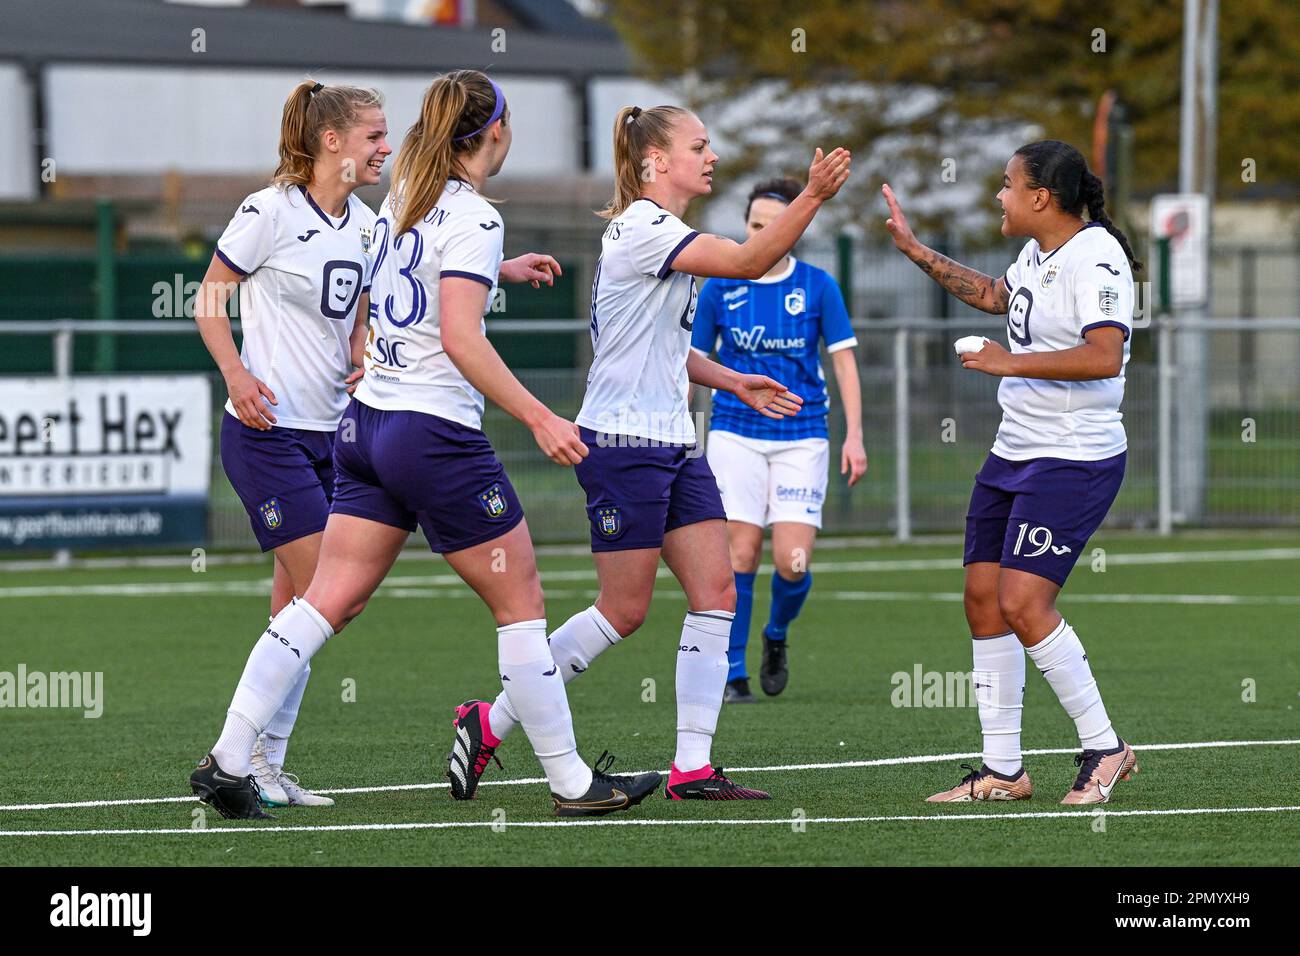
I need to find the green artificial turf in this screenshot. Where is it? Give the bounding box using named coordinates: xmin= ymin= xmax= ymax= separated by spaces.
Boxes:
xmin=1 ymin=533 xmax=1298 ymax=866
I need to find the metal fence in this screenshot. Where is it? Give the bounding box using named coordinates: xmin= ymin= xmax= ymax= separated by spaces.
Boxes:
xmin=3 ymin=316 xmax=1297 ymax=551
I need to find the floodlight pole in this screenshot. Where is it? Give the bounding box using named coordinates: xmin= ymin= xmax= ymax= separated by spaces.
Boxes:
xmin=1173 ymin=0 xmax=1216 ymax=526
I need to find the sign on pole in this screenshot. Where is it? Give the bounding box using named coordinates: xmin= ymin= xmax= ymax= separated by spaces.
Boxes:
xmin=1151 ymin=193 xmax=1209 ymax=309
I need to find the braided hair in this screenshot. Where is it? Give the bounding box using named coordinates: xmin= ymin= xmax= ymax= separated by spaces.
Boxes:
xmin=1014 ymin=140 xmax=1142 ymax=272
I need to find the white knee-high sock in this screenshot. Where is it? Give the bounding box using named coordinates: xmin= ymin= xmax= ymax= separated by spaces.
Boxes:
xmin=972 ymin=632 xmax=1025 ymax=775
xmin=264 ymin=663 xmax=310 ymax=767
xmin=213 ymin=599 xmax=332 ymax=774
xmin=674 ymin=610 xmax=733 ymax=772
xmin=487 ymin=605 xmax=622 ymax=741
xmin=1025 ymin=619 xmax=1119 ymax=752
xmin=497 ymin=619 xmax=593 ymax=799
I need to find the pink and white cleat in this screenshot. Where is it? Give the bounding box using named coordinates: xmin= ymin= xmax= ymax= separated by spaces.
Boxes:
xmin=665 ymin=763 xmax=770 ymax=800
xmin=926 ymin=763 xmax=1033 ymax=803
xmin=446 ymin=699 xmax=503 ymax=801
xmin=1060 ymin=739 xmax=1138 ymax=805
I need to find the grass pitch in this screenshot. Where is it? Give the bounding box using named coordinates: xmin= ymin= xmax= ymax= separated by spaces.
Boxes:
xmin=1 ymin=532 xmax=1298 ymax=866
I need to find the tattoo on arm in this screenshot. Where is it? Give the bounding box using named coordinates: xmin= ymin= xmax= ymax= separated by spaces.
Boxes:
xmin=913 ymin=249 xmax=1009 ymax=314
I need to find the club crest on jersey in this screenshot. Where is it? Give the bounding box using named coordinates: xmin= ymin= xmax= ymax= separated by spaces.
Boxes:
xmin=359 ymin=226 xmax=373 ymax=254
xmin=478 ymin=484 xmax=508 ymax=519
xmin=784 ymin=288 xmax=806 ymax=315
xmin=595 ymin=506 xmax=621 ymax=537
xmin=258 ymin=498 xmax=283 ymax=530
xmin=1098 ymin=285 xmax=1119 ymax=316
xmin=1041 ymin=263 xmax=1062 ymax=289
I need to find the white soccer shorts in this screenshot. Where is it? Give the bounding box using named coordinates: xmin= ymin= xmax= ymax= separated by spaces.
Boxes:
xmin=705 ymin=430 xmax=830 ymax=529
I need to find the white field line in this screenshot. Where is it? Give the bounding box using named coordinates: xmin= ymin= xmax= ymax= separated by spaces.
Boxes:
xmin=4 ymin=805 xmax=1300 ymax=837
xmin=2 ymin=545 xmax=1298 ymax=601
xmin=8 ymin=529 xmax=1299 ymax=572
xmin=7 ymin=580 xmax=1294 ymax=607
xmin=0 ymin=534 xmax=969 ymax=572
xmin=381 ymin=588 xmax=1300 ymax=607
xmin=821 ymin=591 xmax=1300 ymax=606
xmin=3 ymin=738 xmax=1296 ymax=814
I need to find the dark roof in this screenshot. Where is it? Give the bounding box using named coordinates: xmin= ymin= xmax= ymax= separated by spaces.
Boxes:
xmin=495 ymin=0 xmax=620 ymax=41
xmin=0 ymin=0 xmax=629 ymax=77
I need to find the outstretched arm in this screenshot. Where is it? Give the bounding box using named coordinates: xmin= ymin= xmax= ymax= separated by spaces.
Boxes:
xmin=686 ymin=350 xmax=803 ymax=421
xmin=881 ymin=184 xmax=1009 ymax=315
xmin=673 ymin=147 xmax=852 ymax=280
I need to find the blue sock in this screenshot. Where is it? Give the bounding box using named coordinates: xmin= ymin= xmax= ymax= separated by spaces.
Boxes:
xmin=766 ymin=571 xmax=812 ymax=642
xmin=727 ymin=572 xmax=756 ymax=681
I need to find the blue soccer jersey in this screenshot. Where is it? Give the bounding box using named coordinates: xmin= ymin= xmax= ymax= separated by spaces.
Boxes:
xmin=691 ymin=258 xmax=856 ymax=440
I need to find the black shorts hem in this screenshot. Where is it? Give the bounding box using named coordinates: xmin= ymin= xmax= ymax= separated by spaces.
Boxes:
xmin=328 ymin=503 xmax=417 ymax=535
xmin=433 ymin=509 xmax=525 ymax=555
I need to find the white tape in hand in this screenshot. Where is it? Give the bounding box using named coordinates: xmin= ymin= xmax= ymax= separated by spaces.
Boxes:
xmin=954 ymin=335 xmax=990 ymax=357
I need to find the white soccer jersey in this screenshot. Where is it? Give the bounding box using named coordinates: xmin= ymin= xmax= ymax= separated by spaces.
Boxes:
xmin=992 ymin=223 xmax=1135 ymax=461
xmin=216 ymin=184 xmax=376 ymax=430
xmin=355 ymin=179 xmax=504 ymax=430
xmin=577 ymin=198 xmax=700 ymax=444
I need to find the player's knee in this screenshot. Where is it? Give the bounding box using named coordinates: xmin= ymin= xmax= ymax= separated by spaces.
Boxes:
xmin=600 ymin=602 xmax=648 ymax=638
xmin=964 ymin=584 xmax=998 ymax=622
xmin=997 ymin=591 xmax=1046 ymax=637
xmin=730 ymin=542 xmax=761 ymax=574
xmin=774 ymin=562 xmax=807 ymax=583
xmin=335 ymin=596 xmax=371 ymax=631
xmin=709 ymin=577 xmax=738 ymax=613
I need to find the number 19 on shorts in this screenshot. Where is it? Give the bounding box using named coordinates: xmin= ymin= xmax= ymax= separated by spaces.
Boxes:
xmin=1012 ymin=522 xmax=1068 ymax=558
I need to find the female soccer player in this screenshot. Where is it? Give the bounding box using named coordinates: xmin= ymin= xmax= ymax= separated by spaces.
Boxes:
xmin=194 ymin=80 xmax=389 ymax=808
xmin=882 ymin=140 xmax=1142 ymax=805
xmin=191 ymin=70 xmax=661 ymax=819
xmin=451 ymin=106 xmax=850 ymax=802
xmin=691 ymin=177 xmax=867 ymax=704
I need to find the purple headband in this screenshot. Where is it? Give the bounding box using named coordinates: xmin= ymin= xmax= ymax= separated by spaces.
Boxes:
xmin=756 ymin=191 xmax=791 ymax=203
xmin=454 ymin=80 xmax=505 ymax=141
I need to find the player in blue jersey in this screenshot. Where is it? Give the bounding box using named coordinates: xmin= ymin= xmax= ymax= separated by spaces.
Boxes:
xmin=193 ymin=80 xmax=388 ymax=808
xmin=883 ymin=140 xmax=1143 ymax=805
xmin=691 ymin=177 xmax=867 ymax=703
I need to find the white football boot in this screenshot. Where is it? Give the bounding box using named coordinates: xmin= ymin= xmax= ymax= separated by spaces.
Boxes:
xmin=250 ymin=735 xmax=334 ymax=807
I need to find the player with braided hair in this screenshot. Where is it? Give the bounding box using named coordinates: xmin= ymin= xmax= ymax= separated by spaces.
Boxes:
xmin=883 ymin=139 xmax=1141 ymax=805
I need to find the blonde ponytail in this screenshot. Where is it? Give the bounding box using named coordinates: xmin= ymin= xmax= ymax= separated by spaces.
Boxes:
xmin=390 ymin=70 xmax=504 ymax=236
xmin=598 ymin=105 xmax=688 ymax=220
xmin=272 ymin=80 xmax=384 ymax=189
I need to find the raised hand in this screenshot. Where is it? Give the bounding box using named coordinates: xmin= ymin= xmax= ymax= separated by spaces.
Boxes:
xmin=806 ymin=147 xmax=852 ymax=202
xmin=881 ymin=183 xmax=919 ymax=255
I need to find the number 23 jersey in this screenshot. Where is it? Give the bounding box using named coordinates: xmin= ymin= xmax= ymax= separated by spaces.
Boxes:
xmin=216 ymin=184 xmax=377 ymax=430
xmin=355 ymin=179 xmax=505 ymax=431
xmin=995 ymin=223 xmax=1134 ymax=462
